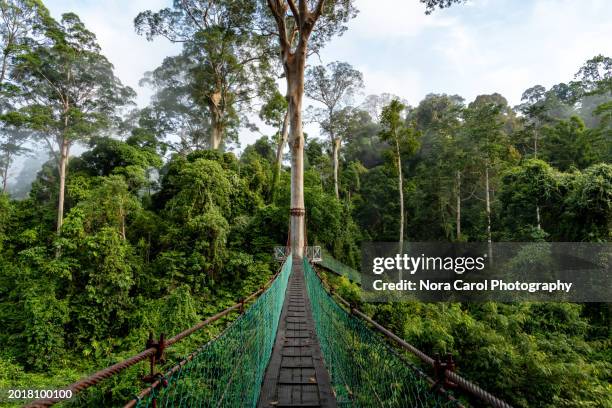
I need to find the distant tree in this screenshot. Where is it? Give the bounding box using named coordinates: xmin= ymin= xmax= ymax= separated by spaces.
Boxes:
xmin=409 ymin=93 xmax=465 ymax=240
xmin=262 ymin=0 xmax=465 ymax=256
xmin=305 ymin=61 xmax=363 ymax=198
xmin=498 ymin=159 xmax=559 ymax=240
xmin=540 ymin=116 xmax=604 ymax=171
xmin=139 ymin=55 xmax=211 ymax=154
xmin=379 ymin=99 xmax=420 ymax=246
xmin=0 ymin=0 xmax=48 ymax=191
xmin=463 ymin=98 xmax=517 ymax=256
xmin=259 ymin=89 xmax=289 ymax=201
xmin=574 ymin=54 xmax=612 ymax=96
xmin=361 ymin=93 xmax=408 ymax=123
xmin=0 ymin=0 xmax=48 ymax=85
xmin=135 ymin=0 xmax=275 ymax=150
xmin=0 ymin=122 xmax=30 ymax=192
xmin=14 ymin=13 xmax=135 ymax=232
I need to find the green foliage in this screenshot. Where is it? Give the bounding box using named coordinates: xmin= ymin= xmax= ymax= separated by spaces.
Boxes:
xmin=0 ymin=7 xmax=610 ymax=407
xmin=541 ymin=116 xmax=605 ymax=171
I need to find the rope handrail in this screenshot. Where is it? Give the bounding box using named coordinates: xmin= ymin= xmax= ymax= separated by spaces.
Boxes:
xmin=125 ymin=256 xmax=293 ymax=408
xmin=309 ymin=261 xmax=514 ymax=408
xmin=23 ymin=263 xmax=287 ymax=408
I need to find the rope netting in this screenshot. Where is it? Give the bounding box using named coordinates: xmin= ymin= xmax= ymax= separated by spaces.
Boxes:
xmin=303 ymin=259 xmax=459 ymax=408
xmin=133 ymin=256 xmax=292 ymax=408
xmin=318 ymin=248 xmax=361 ymax=284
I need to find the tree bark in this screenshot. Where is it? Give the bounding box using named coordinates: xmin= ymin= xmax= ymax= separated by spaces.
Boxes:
xmin=286 ymin=52 xmax=306 ymax=258
xmin=332 ymin=137 xmax=341 ymax=199
xmin=534 ymin=126 xmax=541 ymax=230
xmin=267 ymin=0 xmax=325 ymax=260
xmin=209 ymin=91 xmax=224 ymax=150
xmin=210 ymin=112 xmax=223 ymax=150
xmin=396 ymin=138 xmax=404 ymax=247
xmin=271 ymin=107 xmax=289 ymax=202
xmin=0 ymin=47 xmax=9 ymax=85
xmin=485 ymin=163 xmax=492 ymax=260
xmin=456 ymin=169 xmax=461 ymax=241
xmin=57 ymin=138 xmax=69 ymax=234
xmin=2 ymin=156 xmax=9 ymax=193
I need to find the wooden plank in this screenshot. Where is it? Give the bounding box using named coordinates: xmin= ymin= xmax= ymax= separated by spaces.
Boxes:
xmin=257 ymin=259 xmax=337 ymax=408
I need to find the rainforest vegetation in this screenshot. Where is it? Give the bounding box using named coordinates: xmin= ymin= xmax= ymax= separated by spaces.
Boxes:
xmin=0 ymin=0 xmax=610 ymax=407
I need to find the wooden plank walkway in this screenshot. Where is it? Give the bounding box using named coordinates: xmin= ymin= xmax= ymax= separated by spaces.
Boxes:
xmin=258 ymin=257 xmax=337 ymax=408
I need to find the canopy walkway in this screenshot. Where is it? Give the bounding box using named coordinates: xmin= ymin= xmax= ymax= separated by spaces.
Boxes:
xmin=25 ymin=254 xmax=512 ymax=408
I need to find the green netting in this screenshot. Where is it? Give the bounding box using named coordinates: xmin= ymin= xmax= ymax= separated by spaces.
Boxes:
xmin=319 ymin=249 xmax=361 ymax=284
xmin=303 ymin=259 xmax=458 ymax=408
xmin=135 ymin=256 xmax=292 ymax=408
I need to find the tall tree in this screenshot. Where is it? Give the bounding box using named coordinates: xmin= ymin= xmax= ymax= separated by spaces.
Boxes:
xmin=14 ymin=13 xmax=135 ymax=232
xmin=139 ymin=54 xmax=211 ymax=154
xmin=259 ymin=89 xmax=289 ymax=201
xmin=135 ymin=0 xmax=275 ymax=150
xmin=463 ymin=98 xmax=516 ymax=258
xmin=0 ymin=120 xmax=30 ymax=192
xmin=379 ymin=99 xmax=420 ymax=246
xmin=262 ymin=0 xmax=357 ymax=257
xmin=263 ymin=0 xmax=463 ymax=256
xmin=361 ymin=93 xmax=407 ymax=123
xmin=0 ymin=0 xmax=48 ymax=191
xmin=305 ymin=61 xmax=363 ymax=198
xmin=0 ymin=0 xmax=48 ymax=84
xmin=410 ymin=93 xmax=465 ymax=240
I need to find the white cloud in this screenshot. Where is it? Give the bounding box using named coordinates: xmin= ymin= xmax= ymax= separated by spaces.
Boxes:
xmin=44 ymin=0 xmax=181 ymax=106
xmin=39 ymin=0 xmax=612 ymax=135
xmin=350 ymin=0 xmax=457 ymax=38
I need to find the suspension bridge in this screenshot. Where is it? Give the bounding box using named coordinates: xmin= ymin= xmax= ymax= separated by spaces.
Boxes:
xmin=24 ymin=252 xmax=512 ymax=408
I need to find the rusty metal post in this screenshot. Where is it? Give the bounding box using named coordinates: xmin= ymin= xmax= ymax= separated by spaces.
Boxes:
xmin=144 ymin=333 xmax=166 ymax=408
xmin=144 ymin=333 xmax=166 ymax=383
xmin=433 ymin=353 xmax=457 ymax=390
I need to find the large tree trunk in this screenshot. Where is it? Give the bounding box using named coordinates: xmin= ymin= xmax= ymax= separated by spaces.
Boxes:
xmin=332 ymin=137 xmax=341 ymax=199
xmin=485 ymin=164 xmax=492 ymax=260
xmin=210 ymin=114 xmax=223 ymax=150
xmin=456 ymin=169 xmax=461 ymax=241
xmin=0 ymin=48 xmax=9 ymax=85
xmin=271 ymin=108 xmax=289 ymax=202
xmin=209 ymin=92 xmax=224 ymax=150
xmin=286 ymin=53 xmax=306 ymax=259
xmin=57 ymin=138 xmax=69 ymax=234
xmin=267 ymin=0 xmax=326 ymax=260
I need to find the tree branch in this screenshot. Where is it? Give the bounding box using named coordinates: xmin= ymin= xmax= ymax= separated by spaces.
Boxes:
xmin=267 ymin=0 xmax=290 ymax=53
xmin=313 ymin=0 xmax=326 ymax=19
xmin=287 ymin=0 xmax=300 ymax=27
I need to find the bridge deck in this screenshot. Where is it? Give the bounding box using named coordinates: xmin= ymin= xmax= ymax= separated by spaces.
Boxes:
xmin=258 ymin=258 xmax=337 ymax=408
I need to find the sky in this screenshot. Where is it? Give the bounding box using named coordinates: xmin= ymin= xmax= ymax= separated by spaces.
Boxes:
xmin=20 ymin=0 xmax=612 ymax=150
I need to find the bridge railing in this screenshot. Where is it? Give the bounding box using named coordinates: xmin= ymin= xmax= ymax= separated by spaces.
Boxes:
xmin=24 ymin=258 xmax=293 ymax=408
xmin=305 ymin=260 xmax=514 ymax=408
